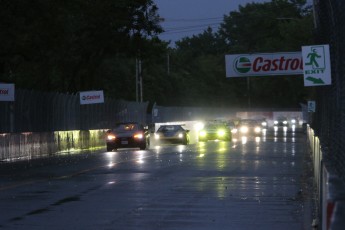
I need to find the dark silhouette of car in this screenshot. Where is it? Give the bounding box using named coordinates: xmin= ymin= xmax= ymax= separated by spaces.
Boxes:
xmin=236 ymin=119 xmax=262 ymax=135
xmin=106 ymin=122 xmax=150 ymax=151
xmin=154 ymin=125 xmax=190 ymax=145
xmin=274 ymin=116 xmax=289 ymax=127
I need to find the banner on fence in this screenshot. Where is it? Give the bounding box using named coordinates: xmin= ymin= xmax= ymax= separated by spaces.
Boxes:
xmin=0 ymin=83 xmax=15 ymax=101
xmin=225 ymin=52 xmax=303 ymax=77
xmin=79 ymin=90 xmax=104 ymax=105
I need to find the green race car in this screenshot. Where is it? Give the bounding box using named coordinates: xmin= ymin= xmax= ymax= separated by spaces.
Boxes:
xmin=198 ymin=123 xmax=232 ymax=142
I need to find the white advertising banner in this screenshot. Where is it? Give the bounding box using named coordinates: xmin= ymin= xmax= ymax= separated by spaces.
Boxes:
xmin=79 ymin=90 xmax=104 ymax=105
xmin=225 ymin=52 xmax=303 ymax=77
xmin=0 ymin=83 xmax=15 ymax=101
xmin=302 ymin=44 xmax=331 ymax=86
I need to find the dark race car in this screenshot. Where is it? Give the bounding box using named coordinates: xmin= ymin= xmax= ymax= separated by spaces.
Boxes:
xmin=274 ymin=116 xmax=289 ymax=127
xmin=106 ymin=122 xmax=150 ymax=151
xmin=154 ymin=125 xmax=190 ymax=145
xmin=236 ymin=119 xmax=262 ymax=136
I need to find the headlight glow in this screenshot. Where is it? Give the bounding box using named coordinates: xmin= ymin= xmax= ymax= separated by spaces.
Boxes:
xmin=154 ymin=133 xmax=160 ymax=139
xmin=231 ymin=128 xmax=238 ymax=134
xmin=134 ymin=133 xmax=143 ymax=139
xmin=261 ymin=122 xmax=267 ymax=126
xmin=178 ymin=133 xmax=183 ymax=138
xmin=274 ymin=121 xmax=278 ymax=125
xmin=240 ymin=126 xmax=248 ymax=133
xmin=199 ymin=131 xmax=206 ymax=137
xmin=291 ymin=119 xmax=296 ymax=124
xmin=194 ymin=122 xmax=204 ymax=131
xmin=254 ymin=127 xmax=261 ymax=133
xmin=283 ymin=121 xmax=288 ymax=125
xmin=107 ymin=134 xmax=116 ymax=140
xmin=217 ymin=129 xmax=225 ymax=137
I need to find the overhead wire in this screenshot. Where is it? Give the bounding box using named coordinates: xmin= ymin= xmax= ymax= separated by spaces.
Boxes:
xmin=159 ymin=17 xmax=224 ymax=35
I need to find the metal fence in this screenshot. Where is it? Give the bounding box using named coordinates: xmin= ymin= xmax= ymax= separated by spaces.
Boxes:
xmin=152 ymin=105 xmax=238 ymax=123
xmin=312 ymin=0 xmax=345 ymax=183
xmin=310 ymin=1 xmax=345 ymax=228
xmin=0 ymin=89 xmax=148 ymax=133
xmin=152 ymin=105 xmax=306 ymax=124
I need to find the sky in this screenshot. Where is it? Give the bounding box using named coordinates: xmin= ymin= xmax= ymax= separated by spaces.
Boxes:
xmin=154 ymin=0 xmax=268 ymax=45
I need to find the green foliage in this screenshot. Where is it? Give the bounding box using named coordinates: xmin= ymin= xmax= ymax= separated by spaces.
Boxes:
xmin=171 ymin=0 xmax=314 ymax=108
xmin=0 ymin=0 xmax=163 ymax=95
xmin=0 ymin=0 xmax=314 ymax=109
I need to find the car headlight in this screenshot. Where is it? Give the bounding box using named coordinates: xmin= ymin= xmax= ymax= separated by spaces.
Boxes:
xmin=274 ymin=121 xmax=278 ymax=125
xmin=254 ymin=127 xmax=261 ymax=133
xmin=134 ymin=133 xmax=144 ymax=139
xmin=154 ymin=133 xmax=160 ymax=139
xmin=240 ymin=126 xmax=248 ymax=133
xmin=231 ymin=128 xmax=238 ymax=134
xmin=199 ymin=131 xmax=206 ymax=137
xmin=217 ymin=129 xmax=225 ymax=137
xmin=291 ymin=119 xmax=296 ymax=124
xmin=261 ymin=122 xmax=267 ymax=126
xmin=107 ymin=134 xmax=116 ymax=140
xmin=178 ymin=133 xmax=183 ymax=138
xmin=283 ymin=121 xmax=288 ymax=125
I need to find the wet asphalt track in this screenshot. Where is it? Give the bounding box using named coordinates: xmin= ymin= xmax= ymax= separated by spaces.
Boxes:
xmin=0 ymin=128 xmax=315 ymax=230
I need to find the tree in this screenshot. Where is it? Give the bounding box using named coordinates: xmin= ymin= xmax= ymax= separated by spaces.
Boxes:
xmin=0 ymin=0 xmax=163 ymax=95
xmin=166 ymin=0 xmax=313 ymax=108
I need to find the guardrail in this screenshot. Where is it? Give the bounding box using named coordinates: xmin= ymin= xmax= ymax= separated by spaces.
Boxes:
xmin=0 ymin=130 xmax=107 ymax=162
xmin=307 ymin=125 xmax=345 ymax=230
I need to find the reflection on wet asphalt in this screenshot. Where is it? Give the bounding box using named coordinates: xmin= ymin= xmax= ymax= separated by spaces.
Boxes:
xmin=0 ymin=128 xmax=312 ymax=230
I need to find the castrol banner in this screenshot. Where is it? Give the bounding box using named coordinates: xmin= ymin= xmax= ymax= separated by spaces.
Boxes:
xmin=79 ymin=90 xmax=104 ymax=105
xmin=0 ymin=83 xmax=15 ymax=101
xmin=225 ymin=52 xmax=303 ymax=77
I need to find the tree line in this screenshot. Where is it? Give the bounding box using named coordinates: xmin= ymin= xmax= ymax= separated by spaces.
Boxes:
xmin=0 ymin=0 xmax=314 ymax=109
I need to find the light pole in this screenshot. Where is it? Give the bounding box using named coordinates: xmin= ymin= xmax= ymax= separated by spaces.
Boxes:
xmin=135 ymin=54 xmax=143 ymax=102
xmin=134 ymin=17 xmax=165 ymax=102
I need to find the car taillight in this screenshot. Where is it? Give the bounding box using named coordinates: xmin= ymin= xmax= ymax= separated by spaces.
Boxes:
xmin=107 ymin=134 xmax=116 ymax=140
xmin=134 ymin=133 xmax=144 ymax=139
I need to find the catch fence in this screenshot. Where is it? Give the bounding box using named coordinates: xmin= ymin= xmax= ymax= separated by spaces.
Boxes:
xmin=312 ymin=0 xmax=345 ymax=183
xmin=0 ymin=89 xmax=148 ymax=133
xmin=310 ymin=1 xmax=345 ymax=228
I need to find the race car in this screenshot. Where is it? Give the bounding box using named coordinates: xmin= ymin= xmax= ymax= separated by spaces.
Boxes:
xmin=106 ymin=122 xmax=150 ymax=151
xmin=198 ymin=123 xmax=232 ymax=142
xmin=154 ymin=125 xmax=190 ymax=145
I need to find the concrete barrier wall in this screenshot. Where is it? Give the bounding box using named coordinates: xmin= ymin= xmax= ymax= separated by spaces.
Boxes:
xmin=0 ymin=130 xmax=107 ymax=162
xmin=307 ymin=125 xmax=345 ymax=230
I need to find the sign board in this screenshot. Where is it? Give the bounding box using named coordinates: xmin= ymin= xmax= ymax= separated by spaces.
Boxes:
xmin=302 ymin=44 xmax=331 ymax=86
xmin=225 ymin=52 xmax=303 ymax=77
xmin=79 ymin=90 xmax=104 ymax=105
xmin=0 ymin=83 xmax=15 ymax=101
xmin=153 ymin=108 xmax=158 ymax=117
xmin=308 ymin=101 xmax=316 ymax=112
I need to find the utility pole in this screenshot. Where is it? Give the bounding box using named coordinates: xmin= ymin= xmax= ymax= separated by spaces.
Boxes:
xmin=247 ymin=76 xmax=251 ymax=109
xmin=167 ymin=53 xmax=170 ymax=76
xmin=139 ymin=58 xmax=143 ymax=102
xmin=135 ymin=54 xmax=143 ymax=102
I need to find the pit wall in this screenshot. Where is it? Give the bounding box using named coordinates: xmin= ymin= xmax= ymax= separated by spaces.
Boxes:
xmin=0 ymin=130 xmax=107 ymax=162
